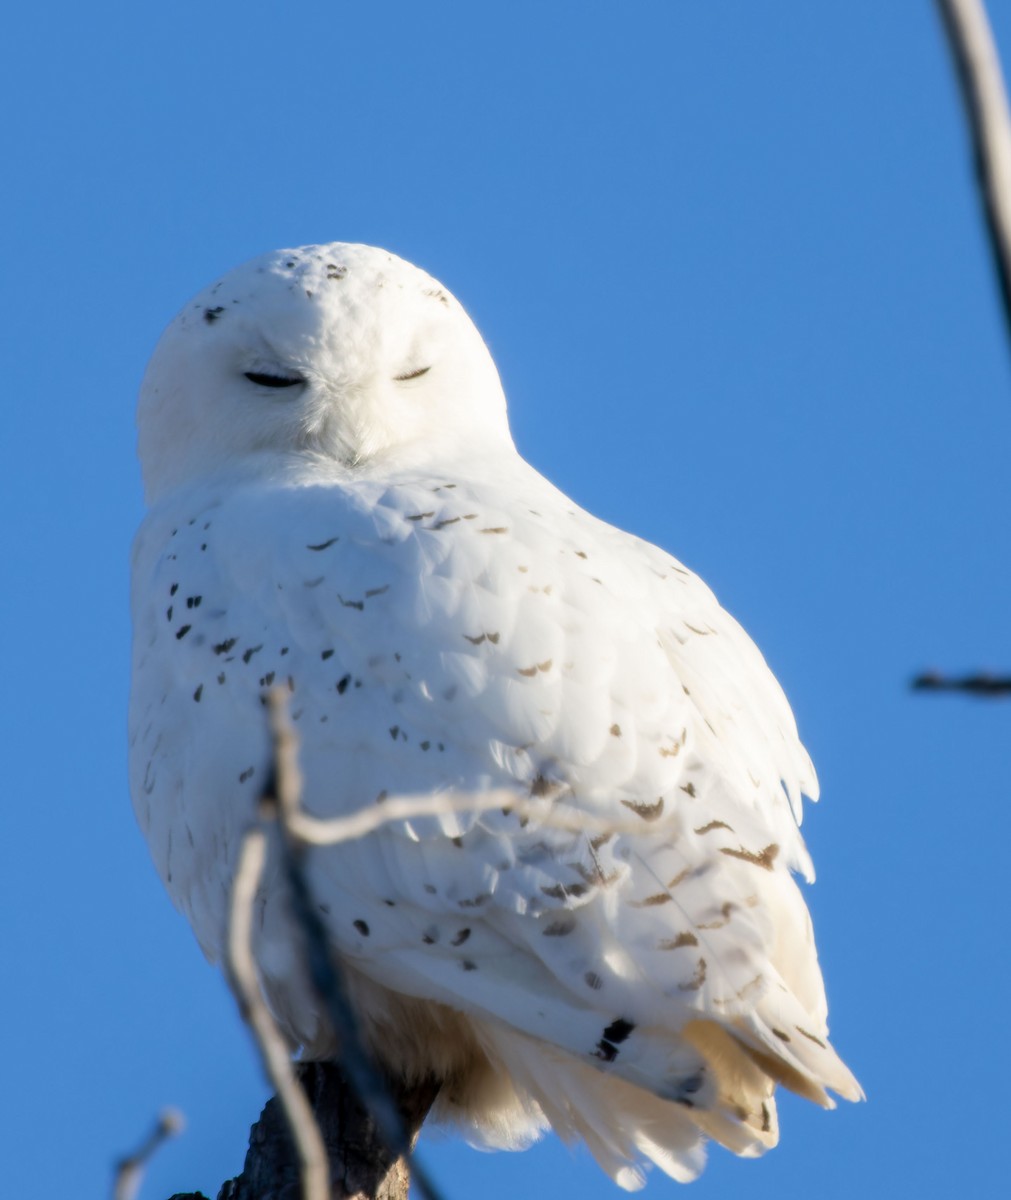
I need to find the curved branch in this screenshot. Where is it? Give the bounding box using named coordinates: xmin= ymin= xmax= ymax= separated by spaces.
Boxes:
xmin=936 ymin=0 xmax=1011 ymax=351
xmin=226 ymin=820 xmax=330 ymax=1200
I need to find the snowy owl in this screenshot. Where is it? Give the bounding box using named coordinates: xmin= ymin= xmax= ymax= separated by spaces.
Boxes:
xmin=130 ymin=243 xmax=859 ymax=1189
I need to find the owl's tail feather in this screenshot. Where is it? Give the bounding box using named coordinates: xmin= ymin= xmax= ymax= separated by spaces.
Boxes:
xmin=461 ymin=1020 xmax=784 ymax=1191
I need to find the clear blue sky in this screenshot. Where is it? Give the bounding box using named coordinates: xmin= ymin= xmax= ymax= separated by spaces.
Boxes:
xmin=3 ymin=3 xmax=1010 ymax=1197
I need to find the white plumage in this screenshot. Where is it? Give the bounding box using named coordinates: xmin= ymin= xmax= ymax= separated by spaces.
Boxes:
xmin=130 ymin=243 xmax=859 ymax=1189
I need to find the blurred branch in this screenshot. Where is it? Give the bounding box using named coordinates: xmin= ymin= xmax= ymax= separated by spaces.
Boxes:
xmin=917 ymin=4 xmax=1011 ymax=702
xmin=288 ymin=783 xmax=659 ymax=847
xmin=225 ymin=817 xmax=329 ymax=1200
xmin=112 ymin=1108 xmax=184 ymax=1200
xmin=936 ymin=0 xmax=1011 ymax=350
xmin=912 ymin=670 xmax=1011 ymax=695
xmin=207 ymin=690 xmax=445 ymax=1200
xmin=261 ymin=689 xmax=446 ymax=1200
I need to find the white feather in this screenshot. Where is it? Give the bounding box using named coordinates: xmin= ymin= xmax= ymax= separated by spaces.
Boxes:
xmin=130 ymin=242 xmax=859 ymax=1188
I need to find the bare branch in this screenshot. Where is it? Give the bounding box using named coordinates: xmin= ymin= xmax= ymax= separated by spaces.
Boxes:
xmin=112 ymin=1108 xmax=184 ymax=1200
xmin=285 ymin=785 xmax=655 ymax=847
xmin=936 ymin=0 xmax=1011 ymax=350
xmin=263 ymin=690 xmax=446 ymax=1200
xmin=912 ymin=670 xmax=1011 ymax=695
xmin=916 ymin=4 xmax=1011 ymax=699
xmin=226 ymin=819 xmax=330 ymax=1200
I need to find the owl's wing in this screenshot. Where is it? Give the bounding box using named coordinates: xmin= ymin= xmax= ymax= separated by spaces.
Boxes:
xmin=130 ymin=459 xmax=858 ymax=1188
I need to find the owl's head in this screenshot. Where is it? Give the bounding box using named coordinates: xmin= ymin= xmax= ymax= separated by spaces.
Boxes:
xmin=137 ymin=243 xmax=512 ymax=502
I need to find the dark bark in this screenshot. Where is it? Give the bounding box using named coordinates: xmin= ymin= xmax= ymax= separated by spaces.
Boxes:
xmin=171 ymin=1064 xmax=440 ymax=1200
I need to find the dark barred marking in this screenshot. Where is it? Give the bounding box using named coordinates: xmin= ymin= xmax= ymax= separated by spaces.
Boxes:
xmin=602 ymin=1018 xmax=635 ymax=1045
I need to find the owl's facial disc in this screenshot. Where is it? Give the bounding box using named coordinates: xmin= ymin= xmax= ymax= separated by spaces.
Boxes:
xmin=137 ymin=243 xmax=513 ymax=501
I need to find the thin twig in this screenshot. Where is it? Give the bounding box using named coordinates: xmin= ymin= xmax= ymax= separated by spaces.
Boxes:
xmin=112 ymin=1108 xmax=185 ymax=1200
xmin=285 ymin=785 xmax=661 ymax=847
xmin=936 ymin=0 xmax=1011 ymax=349
xmin=263 ymin=691 xmax=447 ymax=1200
xmin=226 ymin=818 xmax=330 ymax=1200
xmin=912 ymin=670 xmax=1011 ymax=695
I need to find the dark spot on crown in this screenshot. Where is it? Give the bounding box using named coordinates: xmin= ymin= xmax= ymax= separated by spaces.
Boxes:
xmin=203 ymin=307 xmax=225 ymax=324
xmin=337 ymin=674 xmax=350 ymax=695
xmin=450 ymin=928 xmax=471 ymax=946
xmin=214 ymin=638 xmax=237 ymax=655
xmin=175 ymin=625 xmax=191 ymax=640
xmin=321 ymin=649 xmax=334 ymax=660
xmin=192 ymin=684 xmax=203 ymax=702
xmin=242 ymin=644 xmax=263 ymax=664
xmin=353 ymin=919 xmax=370 ymax=937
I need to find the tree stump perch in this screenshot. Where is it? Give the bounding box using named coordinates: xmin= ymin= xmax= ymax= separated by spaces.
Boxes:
xmin=170 ymin=1064 xmax=440 ymax=1200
